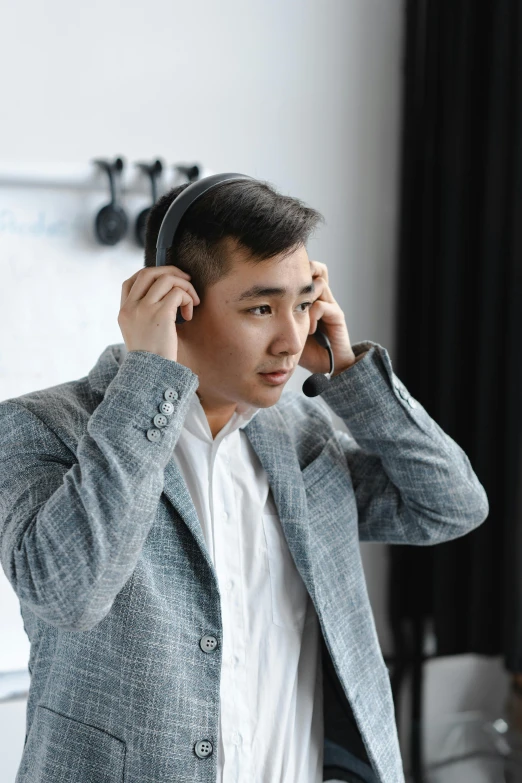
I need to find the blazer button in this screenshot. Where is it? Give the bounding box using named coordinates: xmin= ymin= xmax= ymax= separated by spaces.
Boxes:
xmin=164 ymin=388 xmax=179 ymax=402
xmin=153 ymin=413 xmax=168 ymax=428
xmin=159 ymin=400 xmax=174 ymax=416
xmin=200 ymin=635 xmax=218 ymax=653
xmin=194 ymin=739 xmax=213 ymax=758
xmin=146 ymin=428 xmax=161 ymax=443
xmin=392 ymin=375 xmax=406 ymax=395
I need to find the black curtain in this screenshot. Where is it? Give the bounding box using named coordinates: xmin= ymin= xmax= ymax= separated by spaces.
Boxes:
xmin=389 ymin=0 xmax=522 ymax=678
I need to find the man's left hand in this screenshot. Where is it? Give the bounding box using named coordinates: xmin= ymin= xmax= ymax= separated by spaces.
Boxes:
xmin=298 ymin=260 xmax=358 ymax=377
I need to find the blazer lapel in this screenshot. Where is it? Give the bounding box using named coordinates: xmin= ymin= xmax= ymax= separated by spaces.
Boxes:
xmin=161 ymin=405 xmax=314 ymax=592
xmin=242 ymin=407 xmax=314 ymax=587
xmin=162 ymin=458 xmax=219 ymax=583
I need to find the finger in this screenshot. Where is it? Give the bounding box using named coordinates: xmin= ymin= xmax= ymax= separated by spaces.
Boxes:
xmin=120 ymin=266 xmax=192 ymax=308
xmin=145 ymin=275 xmax=200 ymax=309
xmin=126 ymin=270 xmax=199 ymax=308
xmin=309 ymin=259 xmax=329 ymax=284
xmin=309 ymin=298 xmax=327 ymax=333
xmin=120 ymin=270 xmax=142 ymax=309
xmin=312 ymin=275 xmax=335 ymax=304
xmin=161 ymin=285 xmax=195 ymax=320
xmin=309 ymin=299 xmax=344 ymax=334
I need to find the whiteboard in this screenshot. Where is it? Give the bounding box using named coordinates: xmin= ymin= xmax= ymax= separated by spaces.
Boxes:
xmin=0 ymin=162 xmax=214 ymax=679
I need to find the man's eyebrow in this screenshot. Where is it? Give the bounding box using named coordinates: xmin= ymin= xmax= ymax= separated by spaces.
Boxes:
xmin=234 ymin=281 xmax=315 ymax=302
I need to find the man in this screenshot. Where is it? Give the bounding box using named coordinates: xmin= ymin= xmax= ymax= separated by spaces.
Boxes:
xmin=0 ymin=178 xmax=488 ymax=783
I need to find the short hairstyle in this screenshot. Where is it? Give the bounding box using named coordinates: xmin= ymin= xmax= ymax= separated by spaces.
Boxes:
xmin=143 ymin=178 xmax=325 ymax=301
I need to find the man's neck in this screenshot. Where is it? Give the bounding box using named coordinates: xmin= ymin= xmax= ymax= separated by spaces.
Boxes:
xmin=196 ymin=391 xmax=237 ymax=440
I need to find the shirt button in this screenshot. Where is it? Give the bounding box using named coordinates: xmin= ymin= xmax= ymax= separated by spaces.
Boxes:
xmin=164 ymin=388 xmax=179 ymax=402
xmin=146 ymin=428 xmax=161 ymax=443
xmin=231 ymin=731 xmax=241 ymax=746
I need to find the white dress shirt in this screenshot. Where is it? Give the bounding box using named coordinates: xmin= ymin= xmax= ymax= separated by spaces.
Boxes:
xmin=171 ymin=389 xmax=324 ymax=783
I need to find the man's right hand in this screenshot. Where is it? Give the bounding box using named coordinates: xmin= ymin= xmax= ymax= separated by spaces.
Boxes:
xmin=118 ymin=266 xmax=201 ymax=362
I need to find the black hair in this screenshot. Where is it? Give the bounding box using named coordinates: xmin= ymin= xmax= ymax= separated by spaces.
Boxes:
xmin=143 ymin=177 xmax=325 ymax=301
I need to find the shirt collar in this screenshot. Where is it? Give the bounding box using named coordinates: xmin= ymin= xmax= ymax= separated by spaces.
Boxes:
xmin=184 ymin=389 xmax=261 ymax=443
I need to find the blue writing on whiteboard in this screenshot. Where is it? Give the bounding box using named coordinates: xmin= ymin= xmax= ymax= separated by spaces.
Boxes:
xmin=0 ymin=210 xmax=71 ymax=238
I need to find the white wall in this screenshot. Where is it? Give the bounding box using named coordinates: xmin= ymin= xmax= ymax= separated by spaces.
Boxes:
xmin=0 ymin=0 xmax=408 ymax=779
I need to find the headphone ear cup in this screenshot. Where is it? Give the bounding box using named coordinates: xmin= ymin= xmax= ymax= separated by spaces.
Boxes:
xmin=135 ymin=207 xmax=150 ymax=248
xmin=95 ymin=204 xmax=128 ymax=245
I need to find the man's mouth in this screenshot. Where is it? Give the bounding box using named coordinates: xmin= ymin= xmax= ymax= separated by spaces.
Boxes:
xmin=258 ymin=369 xmax=291 ymax=384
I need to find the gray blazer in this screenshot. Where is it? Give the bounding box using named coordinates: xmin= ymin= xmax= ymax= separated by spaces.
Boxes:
xmin=0 ymin=340 xmax=489 ymax=783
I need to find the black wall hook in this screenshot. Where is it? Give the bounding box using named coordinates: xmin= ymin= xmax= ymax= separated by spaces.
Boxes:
xmin=93 ymin=157 xmax=128 ymax=245
xmin=174 ymin=163 xmax=201 ymax=183
xmin=134 ymin=159 xmax=164 ymax=248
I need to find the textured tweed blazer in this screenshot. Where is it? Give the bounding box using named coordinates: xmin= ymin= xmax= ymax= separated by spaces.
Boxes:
xmin=0 ymin=340 xmax=489 ymax=783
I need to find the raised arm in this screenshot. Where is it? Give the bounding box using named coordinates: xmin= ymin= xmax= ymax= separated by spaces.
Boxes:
xmin=317 ymin=341 xmax=489 ymax=544
xmin=0 ymin=351 xmax=199 ymax=631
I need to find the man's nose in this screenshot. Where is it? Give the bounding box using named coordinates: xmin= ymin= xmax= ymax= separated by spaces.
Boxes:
xmin=270 ymin=318 xmax=304 ymax=355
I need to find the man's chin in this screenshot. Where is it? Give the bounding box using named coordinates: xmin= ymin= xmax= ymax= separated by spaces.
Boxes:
xmin=240 ymin=382 xmax=286 ymax=410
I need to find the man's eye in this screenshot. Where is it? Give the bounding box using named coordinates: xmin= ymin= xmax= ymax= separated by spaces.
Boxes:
xmin=248 ymin=302 xmax=313 ymax=316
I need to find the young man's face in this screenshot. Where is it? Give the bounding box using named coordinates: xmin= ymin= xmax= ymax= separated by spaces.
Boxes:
xmin=176 ymin=240 xmax=315 ymax=414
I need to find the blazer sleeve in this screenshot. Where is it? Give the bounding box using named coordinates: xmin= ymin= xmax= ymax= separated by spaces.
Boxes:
xmin=316 ymin=340 xmax=489 ymax=545
xmin=0 ymin=350 xmax=200 ymax=632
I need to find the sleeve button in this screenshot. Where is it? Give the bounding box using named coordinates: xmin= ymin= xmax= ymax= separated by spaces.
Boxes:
xmin=146 ymin=428 xmax=161 ymax=442
xmin=164 ymin=388 xmax=179 ymax=402
xmin=159 ymin=401 xmax=174 ymax=415
xmin=153 ymin=413 xmax=168 ymax=428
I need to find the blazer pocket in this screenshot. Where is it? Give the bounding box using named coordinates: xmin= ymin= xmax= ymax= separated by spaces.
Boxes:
xmin=261 ymin=513 xmax=310 ymax=633
xmin=301 ymin=435 xmax=340 ymax=491
xmin=18 ymin=704 xmax=126 ymax=783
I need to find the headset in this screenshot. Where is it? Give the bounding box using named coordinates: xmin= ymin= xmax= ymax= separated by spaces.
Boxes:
xmin=155 ymin=172 xmax=335 ymax=397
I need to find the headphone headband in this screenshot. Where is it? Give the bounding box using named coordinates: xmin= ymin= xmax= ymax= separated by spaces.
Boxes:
xmin=155 ymin=172 xmax=254 ymax=266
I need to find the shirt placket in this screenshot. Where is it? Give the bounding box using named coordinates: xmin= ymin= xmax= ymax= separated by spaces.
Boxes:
xmin=211 ymin=434 xmax=253 ymax=782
